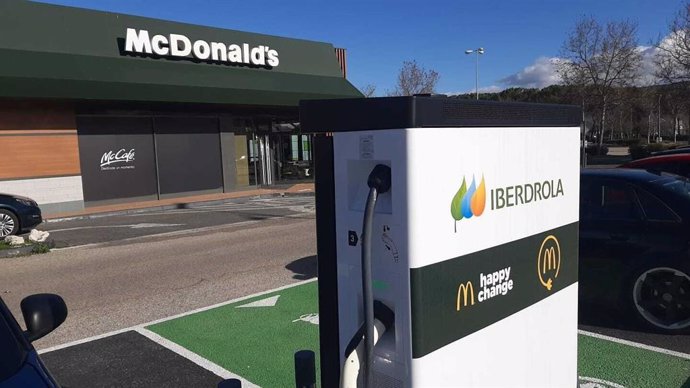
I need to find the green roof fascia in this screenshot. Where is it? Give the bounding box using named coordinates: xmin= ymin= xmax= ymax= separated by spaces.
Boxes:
xmin=0 ymin=49 xmax=362 ymax=105
xmin=0 ymin=0 xmax=345 ymax=78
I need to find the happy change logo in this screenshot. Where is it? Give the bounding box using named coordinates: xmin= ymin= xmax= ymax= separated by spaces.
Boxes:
xmin=450 ymin=175 xmax=486 ymax=233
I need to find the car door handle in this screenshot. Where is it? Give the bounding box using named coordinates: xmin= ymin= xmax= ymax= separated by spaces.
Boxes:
xmin=609 ymin=233 xmax=629 ymax=242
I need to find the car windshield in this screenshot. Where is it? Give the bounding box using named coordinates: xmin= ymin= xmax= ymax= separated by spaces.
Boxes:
xmin=0 ymin=299 xmax=26 ymax=382
xmin=660 ymin=176 xmax=690 ymax=200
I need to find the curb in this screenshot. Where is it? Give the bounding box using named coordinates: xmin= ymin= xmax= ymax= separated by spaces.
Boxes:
xmin=0 ymin=237 xmax=55 ymax=258
xmin=0 ymin=245 xmax=36 ymax=258
xmin=44 ymin=191 xmax=314 ymax=223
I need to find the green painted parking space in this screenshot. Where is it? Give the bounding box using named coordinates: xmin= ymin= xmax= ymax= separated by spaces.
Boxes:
xmin=578 ymin=335 xmax=690 ymax=388
xmin=148 ymin=282 xmax=690 ymax=388
xmin=147 ymin=281 xmax=320 ymax=388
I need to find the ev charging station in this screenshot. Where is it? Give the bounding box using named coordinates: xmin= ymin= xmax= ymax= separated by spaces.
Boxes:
xmin=300 ymin=96 xmax=582 ymax=388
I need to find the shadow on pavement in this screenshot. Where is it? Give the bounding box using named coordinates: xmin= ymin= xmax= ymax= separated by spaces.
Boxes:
xmin=42 ymin=331 xmax=222 ymax=388
xmin=578 ymin=302 xmax=639 ymax=331
xmin=579 ymin=300 xmax=690 ymax=355
xmin=285 ymin=255 xmax=317 ymax=280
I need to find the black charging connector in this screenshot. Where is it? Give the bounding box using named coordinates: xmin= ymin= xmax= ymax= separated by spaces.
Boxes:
xmin=367 ymin=164 xmax=392 ymax=194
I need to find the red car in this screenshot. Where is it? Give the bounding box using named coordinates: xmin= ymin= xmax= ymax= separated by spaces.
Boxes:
xmin=620 ymin=154 xmax=690 ymax=179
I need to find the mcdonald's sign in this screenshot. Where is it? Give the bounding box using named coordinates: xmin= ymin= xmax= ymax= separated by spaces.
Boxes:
xmin=456 ymin=281 xmax=476 ymax=311
xmin=542 ymin=247 xmax=557 ymax=273
xmin=537 ymin=235 xmax=561 ymax=291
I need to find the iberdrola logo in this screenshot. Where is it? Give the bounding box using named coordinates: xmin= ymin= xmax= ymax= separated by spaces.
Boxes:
xmin=450 ymin=175 xmax=486 ymax=233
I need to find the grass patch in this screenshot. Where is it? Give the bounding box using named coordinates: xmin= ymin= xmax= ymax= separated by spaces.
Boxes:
xmin=0 ymin=238 xmax=51 ymax=256
xmin=31 ymin=242 xmax=51 ymax=254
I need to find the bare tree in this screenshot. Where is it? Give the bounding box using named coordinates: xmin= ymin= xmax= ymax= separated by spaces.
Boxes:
xmin=662 ymin=85 xmax=690 ymax=142
xmin=655 ymin=3 xmax=690 ymax=83
xmin=557 ymin=17 xmax=642 ymax=147
xmin=389 ymin=60 xmax=440 ymax=96
xmin=360 ymin=84 xmax=377 ymax=98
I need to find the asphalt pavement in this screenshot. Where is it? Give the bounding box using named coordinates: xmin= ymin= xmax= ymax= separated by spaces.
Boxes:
xmin=42 ymin=196 xmax=315 ymax=248
xmin=40 ymin=331 xmax=223 ymax=388
xmin=1 ymin=196 xmax=317 ymax=349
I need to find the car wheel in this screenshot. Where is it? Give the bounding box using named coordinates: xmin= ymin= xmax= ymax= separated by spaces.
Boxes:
xmin=630 ymin=265 xmax=690 ymax=333
xmin=0 ymin=209 xmax=19 ymax=237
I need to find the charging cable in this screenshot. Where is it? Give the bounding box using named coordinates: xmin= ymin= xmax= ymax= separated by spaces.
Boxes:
xmin=360 ymin=164 xmax=391 ymax=388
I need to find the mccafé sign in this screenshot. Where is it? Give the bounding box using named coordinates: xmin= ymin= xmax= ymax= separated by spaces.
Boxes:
xmin=124 ymin=28 xmax=280 ymax=67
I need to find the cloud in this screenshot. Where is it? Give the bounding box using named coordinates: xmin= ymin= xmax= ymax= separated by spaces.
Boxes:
xmin=446 ymin=37 xmax=673 ymax=96
xmin=498 ymin=44 xmax=665 ymax=89
xmin=498 ymin=57 xmax=562 ymax=89
xmin=637 ymin=45 xmax=659 ymax=86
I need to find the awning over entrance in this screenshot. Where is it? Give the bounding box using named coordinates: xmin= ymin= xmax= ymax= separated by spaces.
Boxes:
xmin=0 ymin=1 xmax=362 ymax=105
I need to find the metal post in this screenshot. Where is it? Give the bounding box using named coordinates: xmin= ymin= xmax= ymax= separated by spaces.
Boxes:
xmin=465 ymin=48 xmax=483 ymax=100
xmin=218 ymin=379 xmax=242 ymax=388
xmin=294 ymin=350 xmax=316 ymax=388
xmin=475 ymin=51 xmax=479 ymax=100
xmin=658 ymin=94 xmax=662 ymax=142
xmin=581 ymin=104 xmax=587 ymax=168
xmin=252 ymin=132 xmax=259 ymax=187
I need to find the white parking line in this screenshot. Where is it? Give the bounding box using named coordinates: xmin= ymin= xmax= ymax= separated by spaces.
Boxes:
xmin=51 ymin=220 xmax=261 ymax=251
xmin=49 ymin=223 xmax=183 ymax=233
xmin=578 ymin=329 xmax=690 ymax=360
xmin=51 ymin=213 xmax=312 ymax=251
xmin=124 ymin=203 xmax=314 ymax=216
xmin=135 ymin=327 xmax=260 ymax=388
xmin=578 ymin=376 xmax=626 ymax=388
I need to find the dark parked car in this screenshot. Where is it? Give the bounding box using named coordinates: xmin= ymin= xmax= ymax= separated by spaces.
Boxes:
xmin=651 ymin=145 xmax=690 ymax=157
xmin=0 ymin=193 xmax=42 ymax=238
xmin=0 ymin=294 xmax=67 ymax=388
xmin=620 ymin=153 xmax=690 ymax=179
xmin=579 ymin=169 xmax=690 ymax=334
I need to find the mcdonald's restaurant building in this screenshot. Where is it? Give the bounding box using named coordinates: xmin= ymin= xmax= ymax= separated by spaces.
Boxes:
xmin=0 ymin=1 xmax=361 ymax=214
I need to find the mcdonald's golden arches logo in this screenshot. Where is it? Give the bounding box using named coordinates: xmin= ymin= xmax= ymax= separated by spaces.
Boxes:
xmin=537 ymin=235 xmax=561 ymax=291
xmin=456 ymin=281 xmax=476 ymax=311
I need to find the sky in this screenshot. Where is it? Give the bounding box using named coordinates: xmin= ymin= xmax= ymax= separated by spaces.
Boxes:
xmin=39 ymin=0 xmax=686 ymax=96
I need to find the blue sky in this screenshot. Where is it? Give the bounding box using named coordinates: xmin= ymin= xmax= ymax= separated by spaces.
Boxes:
xmin=40 ymin=0 xmax=685 ymax=95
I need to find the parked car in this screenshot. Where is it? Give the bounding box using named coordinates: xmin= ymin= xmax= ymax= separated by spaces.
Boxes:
xmin=579 ymin=168 xmax=690 ymax=334
xmin=281 ymin=161 xmax=312 ymax=179
xmin=0 ymin=193 xmax=42 ymax=238
xmin=620 ymin=154 xmax=690 ymax=179
xmin=0 ymin=294 xmax=67 ymax=387
xmin=651 ymin=145 xmax=690 ymax=156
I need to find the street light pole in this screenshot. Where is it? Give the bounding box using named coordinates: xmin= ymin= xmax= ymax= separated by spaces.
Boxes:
xmin=658 ymin=94 xmax=662 ymax=142
xmin=465 ymin=47 xmax=484 ymax=100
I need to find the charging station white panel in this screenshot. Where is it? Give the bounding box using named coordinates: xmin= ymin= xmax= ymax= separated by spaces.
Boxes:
xmin=405 ymin=126 xmax=580 ymax=266
xmin=303 ymin=96 xmax=582 ymax=388
xmin=332 ymin=126 xmax=579 ymax=388
xmin=412 ymin=284 xmax=578 ymax=387
xmin=333 ymin=129 xmax=411 ymax=387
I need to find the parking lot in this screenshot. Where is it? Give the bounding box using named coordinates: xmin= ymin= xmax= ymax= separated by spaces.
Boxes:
xmin=43 ymin=196 xmax=315 ymax=248
xmin=38 ymin=281 xmax=690 ymax=388
xmin=2 ymin=194 xmax=689 ymax=387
